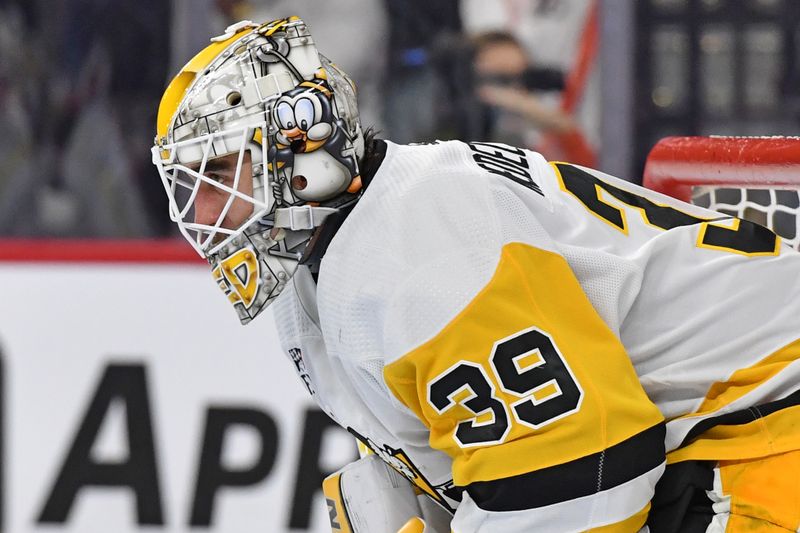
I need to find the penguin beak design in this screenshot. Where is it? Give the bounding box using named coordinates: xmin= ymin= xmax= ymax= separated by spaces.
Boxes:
xmin=282 ymin=127 xmax=308 ymax=153
xmin=273 ymin=91 xmax=332 ymax=153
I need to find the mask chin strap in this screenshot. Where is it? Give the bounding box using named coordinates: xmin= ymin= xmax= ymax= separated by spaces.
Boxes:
xmin=273 ymin=205 xmax=339 ymax=230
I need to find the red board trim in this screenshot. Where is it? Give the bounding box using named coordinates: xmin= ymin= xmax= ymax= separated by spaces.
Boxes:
xmin=0 ymin=239 xmax=205 ymax=263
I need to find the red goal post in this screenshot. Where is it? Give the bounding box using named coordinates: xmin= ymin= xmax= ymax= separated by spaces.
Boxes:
xmin=643 ymin=136 xmax=800 ymax=249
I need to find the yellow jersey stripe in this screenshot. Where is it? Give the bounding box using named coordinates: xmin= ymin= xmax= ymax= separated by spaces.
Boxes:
xmin=718 ymin=450 xmax=800 ymax=531
xmin=668 ymin=400 xmax=800 ymax=463
xmin=694 ymin=337 xmax=800 ymax=415
xmin=384 ymin=242 xmax=664 ymax=486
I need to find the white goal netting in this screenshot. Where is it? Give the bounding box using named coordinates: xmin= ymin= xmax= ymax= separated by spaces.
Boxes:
xmin=644 ymin=136 xmax=800 ymax=250
xmin=693 ymin=186 xmax=800 ymax=250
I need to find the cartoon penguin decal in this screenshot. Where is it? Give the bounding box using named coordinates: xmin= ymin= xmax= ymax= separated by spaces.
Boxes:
xmin=268 ymin=78 xmax=361 ymax=202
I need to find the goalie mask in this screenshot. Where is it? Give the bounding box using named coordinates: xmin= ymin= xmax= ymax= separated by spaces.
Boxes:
xmin=152 ymin=17 xmax=364 ymax=324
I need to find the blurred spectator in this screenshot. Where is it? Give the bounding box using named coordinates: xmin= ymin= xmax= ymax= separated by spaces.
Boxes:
xmin=50 ymin=0 xmax=172 ymax=236
xmin=461 ymin=0 xmax=592 ymax=70
xmin=471 ymin=31 xmax=574 ymax=149
xmin=0 ymin=0 xmax=171 ymax=237
xmin=0 ymin=3 xmax=38 ymax=234
xmin=462 ymin=0 xmax=599 ymax=166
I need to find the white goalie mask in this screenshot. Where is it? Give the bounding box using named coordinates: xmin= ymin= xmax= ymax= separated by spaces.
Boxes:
xmin=152 ymin=17 xmax=364 ymax=324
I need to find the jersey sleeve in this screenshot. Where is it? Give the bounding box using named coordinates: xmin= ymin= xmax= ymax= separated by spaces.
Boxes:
xmin=382 ymin=241 xmax=666 ymax=532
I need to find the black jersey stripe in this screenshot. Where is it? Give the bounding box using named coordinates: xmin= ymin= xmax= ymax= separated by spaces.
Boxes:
xmin=678 ymin=388 xmax=800 ymax=449
xmin=465 ymin=422 xmax=666 ymax=512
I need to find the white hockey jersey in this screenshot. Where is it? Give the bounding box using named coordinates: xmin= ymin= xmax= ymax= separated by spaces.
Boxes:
xmin=271 ymin=140 xmax=800 ymax=532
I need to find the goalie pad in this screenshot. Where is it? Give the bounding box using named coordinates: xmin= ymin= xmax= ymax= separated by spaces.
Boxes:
xmin=323 ymin=455 xmax=432 ymax=533
xmin=397 ymin=517 xmax=427 ymax=533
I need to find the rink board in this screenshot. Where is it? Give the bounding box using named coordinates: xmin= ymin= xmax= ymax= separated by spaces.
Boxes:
xmin=0 ymin=240 xmax=355 ymax=533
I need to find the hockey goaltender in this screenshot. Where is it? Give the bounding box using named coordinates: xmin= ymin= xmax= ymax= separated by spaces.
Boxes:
xmin=151 ymin=16 xmax=800 ymax=533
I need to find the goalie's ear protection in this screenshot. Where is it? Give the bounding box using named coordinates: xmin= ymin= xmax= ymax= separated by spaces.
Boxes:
xmin=269 ymin=76 xmax=363 ymax=203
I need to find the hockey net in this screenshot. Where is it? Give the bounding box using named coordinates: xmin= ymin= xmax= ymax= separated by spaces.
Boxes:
xmin=643 ymin=136 xmax=800 ymax=250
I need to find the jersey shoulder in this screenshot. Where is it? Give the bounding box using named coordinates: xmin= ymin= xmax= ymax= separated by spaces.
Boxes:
xmin=320 ymin=141 xmax=561 ymax=363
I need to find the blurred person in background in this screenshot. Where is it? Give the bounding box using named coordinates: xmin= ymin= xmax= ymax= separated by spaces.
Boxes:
xmin=471 ymin=31 xmax=574 ymax=150
xmin=462 ymin=0 xmax=599 ymax=166
xmin=0 ymin=2 xmax=38 ymax=234
xmin=461 ymin=0 xmax=593 ymax=69
xmin=0 ymin=0 xmax=171 ymax=237
xmin=49 ymin=0 xmax=171 ymax=237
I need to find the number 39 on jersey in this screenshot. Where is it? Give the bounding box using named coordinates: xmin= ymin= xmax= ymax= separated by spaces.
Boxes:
xmin=427 ymin=326 xmax=584 ymax=449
